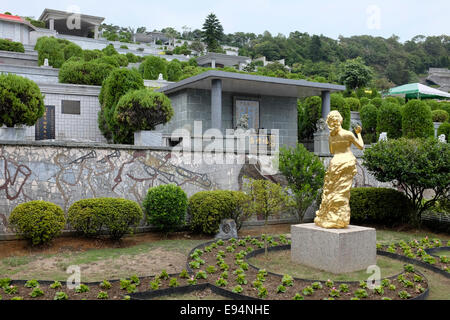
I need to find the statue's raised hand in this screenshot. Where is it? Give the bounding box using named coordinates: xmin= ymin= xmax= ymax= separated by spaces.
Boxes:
xmin=354 ymin=126 xmax=362 ymax=135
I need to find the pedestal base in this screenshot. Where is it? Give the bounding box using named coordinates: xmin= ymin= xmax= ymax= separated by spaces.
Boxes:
xmin=291 ymin=223 xmax=376 ymax=274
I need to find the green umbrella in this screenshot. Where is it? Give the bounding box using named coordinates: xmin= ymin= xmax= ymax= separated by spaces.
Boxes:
xmin=386 ymin=83 xmax=450 ymax=100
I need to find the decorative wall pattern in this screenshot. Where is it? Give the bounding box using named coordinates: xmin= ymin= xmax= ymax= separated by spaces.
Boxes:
xmin=0 ymin=142 xmax=392 ymax=235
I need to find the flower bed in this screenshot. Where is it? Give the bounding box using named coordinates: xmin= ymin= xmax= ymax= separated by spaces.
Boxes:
xmin=0 ymin=235 xmax=434 ymax=300
xmin=377 ymin=237 xmax=449 ymax=277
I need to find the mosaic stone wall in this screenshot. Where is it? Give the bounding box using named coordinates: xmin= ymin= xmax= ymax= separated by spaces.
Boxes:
xmin=0 ymin=142 xmax=391 ymax=235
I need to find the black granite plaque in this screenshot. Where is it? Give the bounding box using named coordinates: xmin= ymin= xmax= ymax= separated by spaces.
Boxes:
xmin=35 ymin=105 xmax=55 ymax=140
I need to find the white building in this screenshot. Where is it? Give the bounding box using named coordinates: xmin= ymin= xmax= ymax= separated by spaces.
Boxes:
xmin=0 ymin=13 xmax=36 ymax=45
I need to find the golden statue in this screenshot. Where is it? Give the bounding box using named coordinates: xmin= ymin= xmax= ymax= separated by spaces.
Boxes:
xmin=314 ymin=111 xmax=364 ymax=229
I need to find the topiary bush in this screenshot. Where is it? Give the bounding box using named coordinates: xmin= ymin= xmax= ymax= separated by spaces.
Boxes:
xmin=0 ymin=39 xmax=25 ymax=53
xmin=437 ymin=122 xmax=450 ymax=139
xmin=67 ymin=198 xmax=143 ymax=240
xmin=377 ymin=102 xmax=402 ymax=139
xmin=102 ymin=44 xmax=118 ymax=56
xmin=436 ymin=102 xmax=450 ymax=118
xmin=331 ymin=93 xmax=350 ymax=130
xmin=139 ymin=56 xmax=167 ymax=80
xmin=113 ymin=89 xmax=174 ymax=144
xmin=189 ymin=190 xmax=250 ymax=235
xmin=359 ymin=103 xmax=378 ymax=143
xmin=0 ymin=74 xmax=45 ymax=127
xmin=59 ymin=60 xmax=116 ymax=86
xmin=143 ymin=184 xmax=188 ymax=232
xmin=298 ymin=96 xmax=321 ymax=140
xmin=359 ymin=97 xmax=370 ymax=107
xmin=432 ymin=109 xmax=449 ymax=123
xmin=371 ymin=97 xmax=382 ymax=108
xmin=350 ymin=188 xmax=414 ymax=226
xmin=83 ymin=49 xmax=104 ymax=61
xmin=98 ymin=68 xmax=145 ymax=143
xmin=167 ymin=59 xmax=183 ymax=82
xmin=402 ymin=100 xmax=434 ymax=139
xmin=63 ymin=43 xmax=83 ymax=61
xmin=34 ymin=37 xmax=65 ymax=68
xmin=345 ymin=97 xmax=361 ymax=112
xmin=9 ymin=201 xmax=65 ymax=245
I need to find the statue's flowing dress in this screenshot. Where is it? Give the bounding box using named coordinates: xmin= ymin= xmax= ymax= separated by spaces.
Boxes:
xmin=314 ymin=133 xmax=358 ymax=229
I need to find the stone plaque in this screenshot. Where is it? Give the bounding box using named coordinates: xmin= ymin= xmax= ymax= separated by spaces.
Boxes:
xmin=35 ymin=105 xmax=55 ymax=141
xmin=234 ymin=99 xmax=260 ymax=129
xmin=61 ymin=100 xmax=81 ymax=115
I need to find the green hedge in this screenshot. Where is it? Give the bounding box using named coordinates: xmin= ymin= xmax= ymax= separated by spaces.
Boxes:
xmin=402 ymin=99 xmax=434 ymax=139
xmin=330 ymin=93 xmax=350 ymax=130
xmin=139 ymin=56 xmax=167 ymax=80
xmin=63 ymin=43 xmax=83 ymax=61
xmin=350 ymin=188 xmax=414 ymax=226
xmin=34 ymin=37 xmax=65 ymax=68
xmin=437 ymin=122 xmax=450 ymax=139
xmin=143 ymin=184 xmax=188 ymax=232
xmin=9 ymin=201 xmax=65 ymax=245
xmin=0 ymin=74 xmax=45 ymax=127
xmin=345 ymin=97 xmax=361 ymax=112
xmin=59 ymin=60 xmax=116 ymax=86
xmin=189 ymin=190 xmax=250 ymax=235
xmin=359 ymin=103 xmax=378 ymax=143
xmin=377 ymin=102 xmax=402 ymax=139
xmin=298 ymin=96 xmax=321 ymax=140
xmin=67 ymin=198 xmax=143 ymax=240
xmin=0 ymin=38 xmax=25 ymax=53
xmin=432 ymin=109 xmax=449 ymax=123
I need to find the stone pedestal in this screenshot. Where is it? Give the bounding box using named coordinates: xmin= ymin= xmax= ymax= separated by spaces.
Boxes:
xmin=291 ymin=223 xmax=376 ymax=274
xmin=134 ymin=131 xmax=163 ymax=147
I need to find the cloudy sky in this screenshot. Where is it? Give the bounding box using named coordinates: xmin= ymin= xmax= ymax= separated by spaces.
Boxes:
xmin=3 ymin=0 xmax=449 ymax=41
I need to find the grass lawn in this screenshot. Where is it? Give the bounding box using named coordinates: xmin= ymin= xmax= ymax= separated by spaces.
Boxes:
xmin=0 ymin=239 xmax=205 ymax=282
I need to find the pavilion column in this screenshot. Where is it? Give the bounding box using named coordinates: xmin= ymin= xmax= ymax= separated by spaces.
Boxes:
xmin=49 ymin=18 xmax=55 ymax=31
xmin=211 ymin=79 xmax=222 ymax=131
xmin=94 ymin=25 xmax=99 ymax=39
xmin=321 ymin=90 xmax=331 ymax=119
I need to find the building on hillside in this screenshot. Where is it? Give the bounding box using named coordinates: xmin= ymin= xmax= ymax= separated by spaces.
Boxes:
xmin=196 ymin=52 xmax=251 ymax=71
xmin=0 ymin=13 xmax=36 ymax=45
xmin=156 ymin=70 xmax=345 ymax=148
xmin=426 ymin=68 xmax=450 ymax=93
xmin=39 ymin=8 xmax=104 ymax=39
xmin=135 ymin=31 xmax=170 ymax=45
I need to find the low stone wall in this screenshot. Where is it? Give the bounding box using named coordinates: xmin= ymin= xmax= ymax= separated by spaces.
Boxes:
xmin=0 ymin=141 xmax=391 ymax=237
xmin=0 ymin=50 xmax=38 ymax=67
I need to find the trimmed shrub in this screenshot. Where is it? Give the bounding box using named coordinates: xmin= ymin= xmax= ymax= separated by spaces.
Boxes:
xmin=402 ymin=100 xmax=434 ymax=139
xmin=299 ymin=96 xmax=321 ymax=140
xmin=383 ymin=97 xmax=400 ymax=106
xmin=34 ymin=37 xmax=65 ymax=68
xmin=437 ymin=102 xmax=450 ymax=118
xmin=432 ymin=109 xmax=449 ymax=123
xmin=350 ymin=188 xmax=414 ymax=226
xmin=94 ymin=55 xmax=120 ymax=68
xmin=67 ymin=198 xmax=143 ymax=240
xmin=83 ymin=49 xmax=104 ymax=61
xmin=437 ymin=122 xmax=450 ymax=139
xmin=377 ymin=102 xmax=402 ymax=139
xmin=114 ymin=89 xmax=173 ymax=143
xmin=359 ymin=103 xmax=378 ymax=143
xmin=139 ymin=56 xmax=167 ymax=80
xmin=345 ymin=97 xmax=361 ymax=112
xmin=125 ymin=52 xmax=141 ymax=63
xmin=189 ymin=191 xmax=250 ymax=234
xmin=116 ymin=54 xmax=129 ymax=67
xmin=98 ymin=68 xmax=144 ymax=143
xmin=167 ymin=59 xmax=183 ymax=82
xmin=426 ymin=100 xmax=440 ymax=111
xmin=63 ymin=43 xmax=83 ymax=61
xmin=371 ymin=97 xmax=382 ymax=108
xmin=0 ymin=39 xmax=24 ymax=53
xmin=359 ymin=97 xmax=370 ymax=107
xmin=331 ymin=93 xmax=350 ymax=130
xmin=0 ymin=74 xmax=45 ymax=127
xmin=59 ymin=60 xmax=116 ymax=86
xmin=9 ymin=201 xmax=65 ymax=245
xmin=143 ymin=185 xmax=188 ymax=232
xmin=102 ymin=44 xmax=118 ymax=56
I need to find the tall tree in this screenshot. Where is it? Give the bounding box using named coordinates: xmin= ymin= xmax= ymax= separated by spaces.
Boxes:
xmin=202 ymin=13 xmax=224 ymax=53
xmin=339 ymin=57 xmax=373 ymax=90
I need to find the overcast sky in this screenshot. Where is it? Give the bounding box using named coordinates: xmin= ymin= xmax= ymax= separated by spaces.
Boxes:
xmin=3 ymin=0 xmax=449 ymax=41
